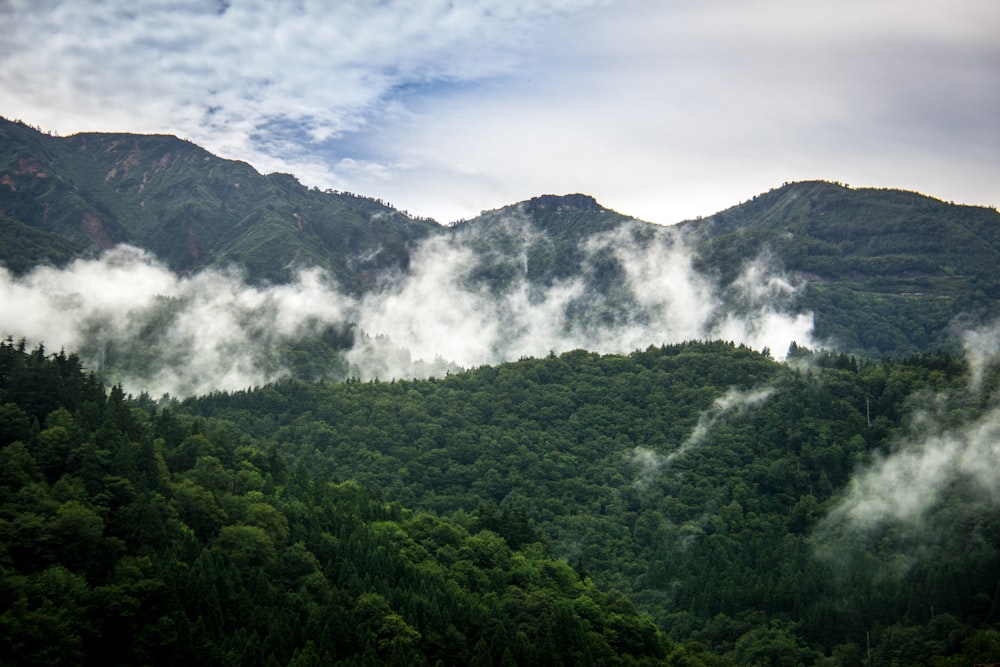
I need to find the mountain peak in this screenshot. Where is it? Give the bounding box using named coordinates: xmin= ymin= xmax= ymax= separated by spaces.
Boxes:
xmin=524 ymin=193 xmax=601 ymax=213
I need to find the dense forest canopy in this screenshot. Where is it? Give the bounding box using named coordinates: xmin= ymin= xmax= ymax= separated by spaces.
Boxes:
xmin=0 ymin=338 xmax=705 ymax=666
xmin=4 ymin=118 xmax=1000 ymax=665
xmin=2 ymin=338 xmax=1000 ymax=665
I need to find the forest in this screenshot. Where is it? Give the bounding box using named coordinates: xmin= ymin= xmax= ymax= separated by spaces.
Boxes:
xmin=2 ymin=337 xmax=1000 ymax=665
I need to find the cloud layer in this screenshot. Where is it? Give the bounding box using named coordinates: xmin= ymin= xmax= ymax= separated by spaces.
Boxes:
xmin=2 ymin=0 xmax=997 ymax=224
xmin=0 ymin=224 xmax=814 ymax=397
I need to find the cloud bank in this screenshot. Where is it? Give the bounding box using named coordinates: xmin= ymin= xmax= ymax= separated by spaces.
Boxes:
xmin=0 ymin=223 xmax=814 ymax=397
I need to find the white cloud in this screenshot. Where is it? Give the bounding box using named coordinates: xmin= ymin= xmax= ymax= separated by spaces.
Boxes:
xmin=814 ymin=327 xmax=1000 ymax=573
xmin=0 ymin=248 xmax=356 ymax=396
xmin=631 ymin=386 xmax=775 ymax=489
xmin=0 ymin=216 xmax=814 ymax=396
xmin=817 ymin=404 xmax=1000 ymax=547
xmin=0 ymin=0 xmax=609 ymax=196
xmin=961 ymin=318 xmax=1000 ymax=392
xmin=2 ymin=0 xmax=996 ymax=225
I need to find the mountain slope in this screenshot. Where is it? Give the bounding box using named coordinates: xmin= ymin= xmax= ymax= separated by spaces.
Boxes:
xmin=176 ymin=341 xmax=1000 ymax=665
xmin=678 ymin=181 xmax=1000 ymax=355
xmin=0 ymin=116 xmax=438 ymax=288
xmin=4 ymin=118 xmax=1000 ymax=359
xmin=0 ymin=339 xmax=700 ymax=666
xmin=446 ymin=192 xmax=646 ymax=289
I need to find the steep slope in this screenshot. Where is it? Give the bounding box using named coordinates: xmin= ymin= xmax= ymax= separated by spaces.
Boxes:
xmin=447 ymin=192 xmax=647 ymax=288
xmin=0 ymin=213 xmax=89 ymax=274
xmin=0 ymin=339 xmax=698 ymax=666
xmin=5 ymin=117 xmax=1000 ymax=359
xmin=0 ymin=116 xmax=438 ymax=288
xmin=679 ymin=181 xmax=1000 ymax=355
xmin=177 ymin=342 xmax=1000 ymax=665
xmin=454 ymin=184 xmax=1000 ymax=358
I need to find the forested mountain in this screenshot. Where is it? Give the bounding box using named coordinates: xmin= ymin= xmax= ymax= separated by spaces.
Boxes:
xmin=0 ymin=117 xmax=436 ymax=288
xmin=4 ymin=116 xmax=1000 ymax=359
xmin=3 ymin=117 xmax=1000 ymax=665
xmin=678 ymin=181 xmax=1000 ymax=357
xmin=0 ymin=339 xmax=702 ymax=666
xmin=3 ymin=338 xmax=1000 ymax=665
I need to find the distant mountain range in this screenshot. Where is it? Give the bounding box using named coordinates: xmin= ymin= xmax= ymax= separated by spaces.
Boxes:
xmin=3 ymin=115 xmax=999 ymax=360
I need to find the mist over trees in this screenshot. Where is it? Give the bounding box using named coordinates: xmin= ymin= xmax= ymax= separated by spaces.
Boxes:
xmin=3 ymin=338 xmax=1000 ymax=665
xmin=4 ymin=119 xmax=1000 ymax=665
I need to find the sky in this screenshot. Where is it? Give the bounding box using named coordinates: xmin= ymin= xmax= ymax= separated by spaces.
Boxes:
xmin=1 ymin=0 xmax=998 ymax=225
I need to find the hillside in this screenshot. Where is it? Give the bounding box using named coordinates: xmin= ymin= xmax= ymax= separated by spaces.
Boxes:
xmin=4 ymin=117 xmax=1000 ymax=364
xmin=448 ymin=193 xmax=641 ymax=286
xmin=678 ymin=181 xmax=1000 ymax=356
xmin=0 ymin=339 xmax=717 ymax=666
xmin=3 ymin=338 xmax=1000 ymax=665
xmin=0 ymin=117 xmax=437 ymax=288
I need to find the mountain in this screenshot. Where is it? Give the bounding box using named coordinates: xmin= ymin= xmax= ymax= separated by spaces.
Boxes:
xmin=4 ymin=116 xmax=1000 ymax=361
xmin=678 ymin=181 xmax=1000 ymax=356
xmin=4 ymin=119 xmax=1000 ymax=665
xmin=0 ymin=116 xmax=437 ymax=289
xmin=447 ymin=182 xmax=1000 ymax=358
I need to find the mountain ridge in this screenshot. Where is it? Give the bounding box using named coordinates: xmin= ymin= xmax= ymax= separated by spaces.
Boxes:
xmin=0 ymin=116 xmax=438 ymax=288
xmin=3 ymin=116 xmax=1000 ymax=359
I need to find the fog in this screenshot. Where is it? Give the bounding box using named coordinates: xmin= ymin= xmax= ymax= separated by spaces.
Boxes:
xmin=0 ymin=219 xmax=816 ymax=397
xmin=631 ymin=386 xmax=775 ymax=489
xmin=961 ymin=317 xmax=1000 ymax=393
xmin=814 ymin=330 xmax=1000 ymax=577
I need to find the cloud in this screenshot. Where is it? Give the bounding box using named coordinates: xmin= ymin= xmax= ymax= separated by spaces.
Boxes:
xmin=671 ymin=386 xmax=775 ymax=462
xmin=0 ymin=0 xmax=609 ymax=203
xmin=0 ymin=247 xmax=354 ymax=396
xmin=2 ymin=0 xmax=997 ymax=226
xmin=960 ymin=318 xmax=1000 ymax=392
xmin=825 ymin=408 xmax=1000 ymax=531
xmin=0 ymin=216 xmax=815 ymax=396
xmin=814 ymin=402 xmax=1000 ymax=581
xmin=631 ymin=386 xmax=775 ymax=489
xmin=713 ymin=256 xmax=814 ymax=356
xmin=814 ymin=328 xmax=1000 ymax=575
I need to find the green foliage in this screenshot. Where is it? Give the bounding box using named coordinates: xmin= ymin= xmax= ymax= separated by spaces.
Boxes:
xmin=176 ymin=341 xmax=1000 ymax=665
xmin=0 ymin=338 xmax=686 ymax=665
xmin=2 ymin=336 xmax=1000 ymax=664
xmin=0 ymin=116 xmax=437 ymax=287
xmin=681 ymin=181 xmax=1000 ymax=357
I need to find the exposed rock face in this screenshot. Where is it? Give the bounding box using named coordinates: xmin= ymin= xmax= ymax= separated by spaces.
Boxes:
xmin=80 ymin=211 xmax=116 ymax=249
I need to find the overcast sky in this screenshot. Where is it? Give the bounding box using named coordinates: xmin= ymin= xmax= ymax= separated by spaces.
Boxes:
xmin=2 ymin=0 xmax=997 ymax=225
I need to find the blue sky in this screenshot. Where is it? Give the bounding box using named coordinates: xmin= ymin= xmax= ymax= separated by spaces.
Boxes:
xmin=2 ymin=0 xmax=998 ymax=224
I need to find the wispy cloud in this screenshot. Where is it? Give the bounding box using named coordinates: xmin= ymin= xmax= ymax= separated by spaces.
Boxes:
xmin=814 ymin=403 xmax=1000 ymax=579
xmin=2 ymin=0 xmax=996 ymax=224
xmin=631 ymin=386 xmax=775 ymax=489
xmin=0 ymin=218 xmax=814 ymax=396
xmin=814 ymin=334 xmax=1000 ymax=576
xmin=961 ymin=317 xmax=1000 ymax=392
